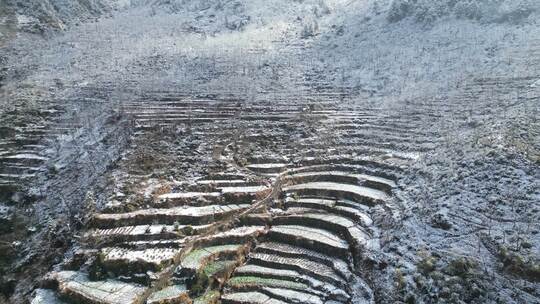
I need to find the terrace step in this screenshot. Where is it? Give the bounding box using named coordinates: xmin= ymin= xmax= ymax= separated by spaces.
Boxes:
xmin=273 ymin=213 xmax=374 ymax=251
xmin=245 ymin=163 xmax=288 ymax=174
xmin=158 ymin=192 xmax=222 ymax=206
xmin=267 ymin=225 xmax=349 ymax=258
xmin=218 ymin=185 xmax=269 ymax=194
xmin=283 ymin=182 xmax=388 ymax=207
xmin=286 ymin=164 xmax=399 ymax=182
xmin=196 ymin=179 xmax=248 ymax=187
xmin=99 ymin=247 xmax=180 ymax=274
xmin=233 ymin=264 xmax=349 ymax=300
xmin=226 ymin=276 xmax=310 ymax=292
xmin=45 ymin=271 xmax=146 ymax=304
xmin=284 ymin=198 xmax=374 ymax=227
xmin=178 ymin=244 xmax=245 ymax=275
xmin=194 ymin=226 xmax=267 ymax=247
xmin=92 ymin=204 xmax=250 ymax=228
xmin=120 ymin=239 xmax=185 ymax=249
xmin=261 ymin=287 xmax=324 ymax=304
xmin=147 ymin=285 xmax=189 ymax=304
xmin=248 ymin=252 xmax=345 ymax=288
xmin=221 ymin=291 xmax=287 ymax=304
xmin=87 ymin=224 xmax=213 ymax=245
xmin=193 ymin=290 xmax=220 ymax=304
xmin=255 ymin=242 xmax=353 ymax=280
xmin=295 ymin=157 xmax=405 ymax=174
xmin=284 ymin=171 xmax=396 ymax=193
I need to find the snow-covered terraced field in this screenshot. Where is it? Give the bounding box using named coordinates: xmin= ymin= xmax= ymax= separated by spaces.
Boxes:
xmin=29 ymin=89 xmax=437 ymax=304
xmin=0 ymin=0 xmax=538 ymax=303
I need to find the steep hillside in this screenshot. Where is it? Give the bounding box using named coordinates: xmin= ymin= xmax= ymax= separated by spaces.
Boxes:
xmin=0 ymin=0 xmax=130 ymax=34
xmin=387 ymin=0 xmax=539 ymax=24
xmin=0 ymin=1 xmax=538 ymax=303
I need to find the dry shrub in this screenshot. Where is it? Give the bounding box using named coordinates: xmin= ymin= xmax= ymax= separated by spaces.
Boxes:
xmin=255 ymin=188 xmax=272 ymax=201
xmin=153 ymin=183 xmax=172 ymax=201
xmin=171 ymin=293 xmax=193 ymax=304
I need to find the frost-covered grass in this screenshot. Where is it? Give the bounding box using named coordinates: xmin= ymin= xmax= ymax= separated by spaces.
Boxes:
xmin=202 ymin=260 xmax=236 ymax=277
xmin=147 ymin=285 xmax=188 ymax=303
xmin=194 ymin=290 xmax=220 ymax=304
xmin=181 ymin=244 xmax=242 ymax=270
xmin=227 ymin=276 xmax=308 ymax=290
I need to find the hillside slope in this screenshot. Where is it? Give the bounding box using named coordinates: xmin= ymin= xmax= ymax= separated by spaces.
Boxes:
xmin=0 ymin=0 xmax=116 ymax=33
xmin=0 ymin=1 xmax=538 ymax=303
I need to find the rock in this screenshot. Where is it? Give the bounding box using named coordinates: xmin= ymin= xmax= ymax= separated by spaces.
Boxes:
xmin=0 ymin=278 xmax=16 ymax=299
xmin=10 ymin=192 xmax=25 ymax=204
xmin=0 ymin=204 xmax=14 ymax=233
xmin=430 ymin=211 xmax=452 ymax=230
xmin=440 ymin=287 xmax=451 ymax=298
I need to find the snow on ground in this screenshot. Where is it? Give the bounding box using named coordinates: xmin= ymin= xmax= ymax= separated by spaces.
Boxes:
xmin=0 ymin=0 xmax=539 ymax=303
